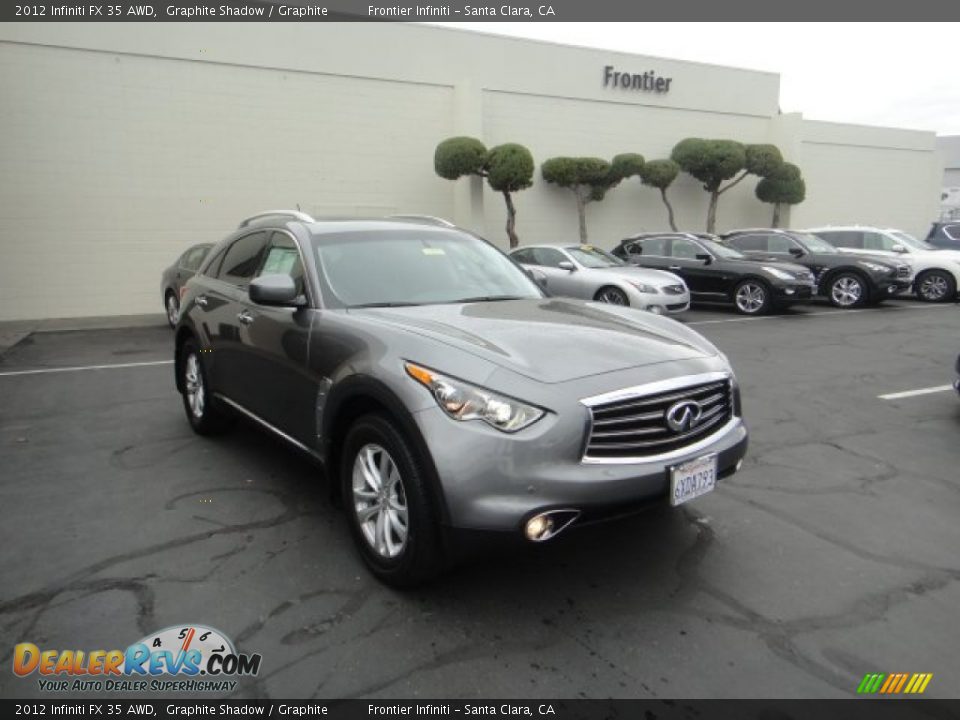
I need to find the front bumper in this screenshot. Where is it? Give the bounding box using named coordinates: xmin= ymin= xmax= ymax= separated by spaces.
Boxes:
xmin=415 ymin=404 xmax=748 ymax=534
xmin=773 ymin=283 xmax=815 ymax=303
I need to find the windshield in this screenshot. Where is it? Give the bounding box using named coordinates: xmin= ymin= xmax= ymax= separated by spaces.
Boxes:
xmin=698 ymin=237 xmax=745 ymax=259
xmin=565 ymin=245 xmax=626 ymax=268
xmin=890 ymin=230 xmax=935 ymax=251
xmin=313 ymin=229 xmax=543 ymax=308
xmin=795 ymin=232 xmax=837 ymax=253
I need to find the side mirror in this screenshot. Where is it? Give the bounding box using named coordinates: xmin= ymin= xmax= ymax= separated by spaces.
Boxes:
xmin=695 ymin=253 xmax=712 ymax=265
xmin=249 ymin=274 xmax=304 ymax=307
xmin=788 ymin=247 xmax=805 ymax=258
xmin=558 ymin=260 xmax=576 ymax=271
xmin=891 ymin=244 xmax=907 ymax=253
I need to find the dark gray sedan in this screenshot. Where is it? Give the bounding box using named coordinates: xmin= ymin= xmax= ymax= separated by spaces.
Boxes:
xmin=160 ymin=243 xmax=213 ymax=328
xmin=174 ymin=213 xmax=747 ymax=586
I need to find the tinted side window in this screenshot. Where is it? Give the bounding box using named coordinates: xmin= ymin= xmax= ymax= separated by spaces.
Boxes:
xmin=861 ymin=232 xmax=894 ymax=251
xmin=530 ymin=247 xmax=566 ymax=268
xmin=257 ymin=232 xmax=305 ymax=296
xmin=670 ymin=238 xmax=701 ymax=259
xmin=767 ymin=234 xmax=797 ymax=253
xmin=217 ymin=232 xmax=268 ymax=286
xmin=944 ymin=224 xmax=960 ymax=241
xmin=511 ymin=249 xmax=534 ymax=264
xmin=640 ymin=238 xmax=668 ymax=256
xmin=817 ymin=231 xmax=858 ymax=249
xmin=728 ymin=234 xmax=765 ymax=251
xmin=182 ymin=246 xmax=209 ymax=271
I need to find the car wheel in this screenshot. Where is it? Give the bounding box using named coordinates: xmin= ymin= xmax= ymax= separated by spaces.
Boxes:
xmin=165 ymin=291 xmax=179 ymax=329
xmin=732 ymin=279 xmax=771 ymax=315
xmin=915 ymin=270 xmax=956 ymax=303
xmin=828 ymin=273 xmax=867 ymax=308
xmin=595 ymin=286 xmax=629 ymax=306
xmin=180 ymin=338 xmax=232 ymax=435
xmin=341 ymin=414 xmax=443 ymax=587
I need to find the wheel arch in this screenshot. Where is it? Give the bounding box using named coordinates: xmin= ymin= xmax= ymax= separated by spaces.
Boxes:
xmin=322 ymin=376 xmax=450 ymax=524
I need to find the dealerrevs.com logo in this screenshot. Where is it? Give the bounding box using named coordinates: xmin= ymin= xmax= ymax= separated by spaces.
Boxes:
xmin=13 ymin=624 xmax=262 ymax=693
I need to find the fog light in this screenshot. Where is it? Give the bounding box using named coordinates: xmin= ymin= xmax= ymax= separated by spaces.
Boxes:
xmin=735 ymin=460 xmax=743 ymax=472
xmin=784 ymin=288 xmax=795 ymax=295
xmin=525 ymin=514 xmax=554 ymax=541
xmin=648 ymin=305 xmax=664 ymax=315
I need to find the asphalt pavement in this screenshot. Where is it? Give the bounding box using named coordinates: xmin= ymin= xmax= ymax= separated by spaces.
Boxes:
xmin=1 ymin=298 xmax=958 ymax=699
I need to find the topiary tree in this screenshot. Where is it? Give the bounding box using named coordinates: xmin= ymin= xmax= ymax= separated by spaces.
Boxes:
xmin=434 ymin=136 xmax=534 ymax=248
xmin=541 ymin=154 xmax=644 ymax=242
xmin=639 ymin=159 xmax=680 ymax=231
xmin=671 ymin=139 xmax=784 ymax=232
xmin=756 ymin=162 xmax=806 ymax=227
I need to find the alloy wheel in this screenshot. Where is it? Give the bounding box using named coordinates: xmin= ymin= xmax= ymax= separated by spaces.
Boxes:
xmin=166 ymin=294 xmax=179 ymax=326
xmin=184 ymin=353 xmax=205 ymax=419
xmin=918 ymin=273 xmax=949 ymax=301
xmin=735 ymin=283 xmax=766 ymax=314
xmin=352 ymin=443 xmax=409 ymax=559
xmin=598 ymin=288 xmax=627 ymax=305
xmin=831 ymin=276 xmax=863 ymax=307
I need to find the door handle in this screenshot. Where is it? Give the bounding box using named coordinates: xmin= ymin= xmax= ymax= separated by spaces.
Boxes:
xmin=195 ymin=295 xmax=209 ymax=308
xmin=237 ymin=310 xmax=254 ymax=326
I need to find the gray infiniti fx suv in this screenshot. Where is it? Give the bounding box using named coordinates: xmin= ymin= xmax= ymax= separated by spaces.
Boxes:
xmin=174 ymin=211 xmax=748 ymax=586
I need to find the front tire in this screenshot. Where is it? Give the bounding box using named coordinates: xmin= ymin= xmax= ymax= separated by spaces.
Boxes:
xmin=340 ymin=414 xmax=443 ymax=587
xmin=915 ymin=270 xmax=956 ymax=303
xmin=180 ymin=339 xmax=232 ymax=435
xmin=827 ymin=272 xmax=868 ymax=308
xmin=165 ymin=291 xmax=179 ymax=329
xmin=732 ymin=279 xmax=772 ymax=315
xmin=595 ymin=286 xmax=629 ymax=306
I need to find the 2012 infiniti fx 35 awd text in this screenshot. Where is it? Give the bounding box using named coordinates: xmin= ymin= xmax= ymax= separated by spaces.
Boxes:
xmin=174 ymin=212 xmax=748 ymax=586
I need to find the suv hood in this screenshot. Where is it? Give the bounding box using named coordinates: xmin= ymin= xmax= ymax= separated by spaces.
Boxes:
xmin=350 ymin=298 xmax=716 ymax=384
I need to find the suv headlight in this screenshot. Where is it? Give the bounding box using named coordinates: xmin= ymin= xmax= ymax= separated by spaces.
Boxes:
xmin=858 ymin=261 xmax=890 ymax=273
xmin=405 ymin=362 xmax=545 ymax=433
xmin=627 ymin=280 xmax=658 ymax=294
xmin=761 ymin=266 xmax=794 ymax=281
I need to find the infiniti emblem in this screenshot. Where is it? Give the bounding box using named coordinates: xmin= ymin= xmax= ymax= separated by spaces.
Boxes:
xmin=665 ymin=399 xmax=703 ymax=433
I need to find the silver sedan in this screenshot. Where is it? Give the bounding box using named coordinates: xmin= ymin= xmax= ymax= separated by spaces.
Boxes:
xmin=510 ymin=244 xmax=691 ymax=314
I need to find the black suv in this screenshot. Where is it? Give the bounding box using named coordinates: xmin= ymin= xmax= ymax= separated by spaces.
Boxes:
xmin=925 ymin=221 xmax=960 ymax=250
xmin=610 ymin=232 xmax=815 ymax=315
xmin=720 ymin=229 xmax=911 ymax=308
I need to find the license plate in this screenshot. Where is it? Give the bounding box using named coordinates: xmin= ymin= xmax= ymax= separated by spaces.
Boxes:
xmin=669 ymin=454 xmax=717 ymax=507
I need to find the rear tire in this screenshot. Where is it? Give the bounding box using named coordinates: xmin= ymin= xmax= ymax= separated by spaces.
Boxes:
xmin=915 ymin=270 xmax=956 ymax=303
xmin=180 ymin=338 xmax=232 ymax=435
xmin=732 ymin=279 xmax=772 ymax=315
xmin=165 ymin=291 xmax=179 ymax=329
xmin=595 ymin=286 xmax=629 ymax=306
xmin=340 ymin=413 xmax=443 ymax=588
xmin=827 ymin=272 xmax=869 ymax=308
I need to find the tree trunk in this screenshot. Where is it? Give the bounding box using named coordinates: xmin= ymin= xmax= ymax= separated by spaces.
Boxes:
xmin=502 ymin=191 xmax=519 ymax=248
xmin=660 ymin=188 xmax=678 ymax=232
xmin=706 ymin=191 xmax=719 ymax=233
xmin=575 ymin=188 xmax=588 ymax=243
xmin=771 ymin=203 xmax=782 ymax=228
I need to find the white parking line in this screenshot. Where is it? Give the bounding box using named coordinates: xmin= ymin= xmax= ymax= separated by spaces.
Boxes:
xmin=687 ymin=303 xmax=954 ymax=326
xmin=0 ymin=360 xmax=173 ymax=377
xmin=878 ymin=385 xmax=955 ymax=401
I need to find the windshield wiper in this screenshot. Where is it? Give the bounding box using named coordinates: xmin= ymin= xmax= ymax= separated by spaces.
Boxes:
xmin=350 ymin=301 xmax=422 ymax=308
xmin=446 ymin=295 xmax=527 ymax=304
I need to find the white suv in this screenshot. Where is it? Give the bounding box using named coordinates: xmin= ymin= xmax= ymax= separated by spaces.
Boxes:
xmin=806 ymin=226 xmax=960 ymax=303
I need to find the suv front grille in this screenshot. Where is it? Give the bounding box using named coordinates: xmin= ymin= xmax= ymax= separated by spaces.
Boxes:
xmin=583 ymin=377 xmax=733 ymax=461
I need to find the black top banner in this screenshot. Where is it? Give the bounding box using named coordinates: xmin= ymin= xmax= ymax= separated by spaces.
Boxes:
xmin=2 ymin=699 xmax=958 ymax=720
xmin=4 ymin=0 xmax=960 ymax=21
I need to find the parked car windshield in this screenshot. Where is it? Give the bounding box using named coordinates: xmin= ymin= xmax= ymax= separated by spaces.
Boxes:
xmin=890 ymin=230 xmax=936 ymax=251
xmin=699 ymin=237 xmax=745 ymax=259
xmin=565 ymin=245 xmax=626 ymax=268
xmin=795 ymin=232 xmax=838 ymax=253
xmin=314 ymin=230 xmax=543 ymax=308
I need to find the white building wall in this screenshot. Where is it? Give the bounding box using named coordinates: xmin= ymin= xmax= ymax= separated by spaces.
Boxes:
xmin=0 ymin=22 xmax=942 ymax=320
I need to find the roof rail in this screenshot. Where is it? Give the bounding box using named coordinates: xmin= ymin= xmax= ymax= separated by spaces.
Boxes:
xmin=238 ymin=210 xmax=316 ymax=229
xmin=388 ymin=214 xmax=456 ymax=228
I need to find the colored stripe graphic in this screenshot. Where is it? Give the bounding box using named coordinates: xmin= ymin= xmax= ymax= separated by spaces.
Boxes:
xmin=857 ymin=672 xmax=932 ymax=694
